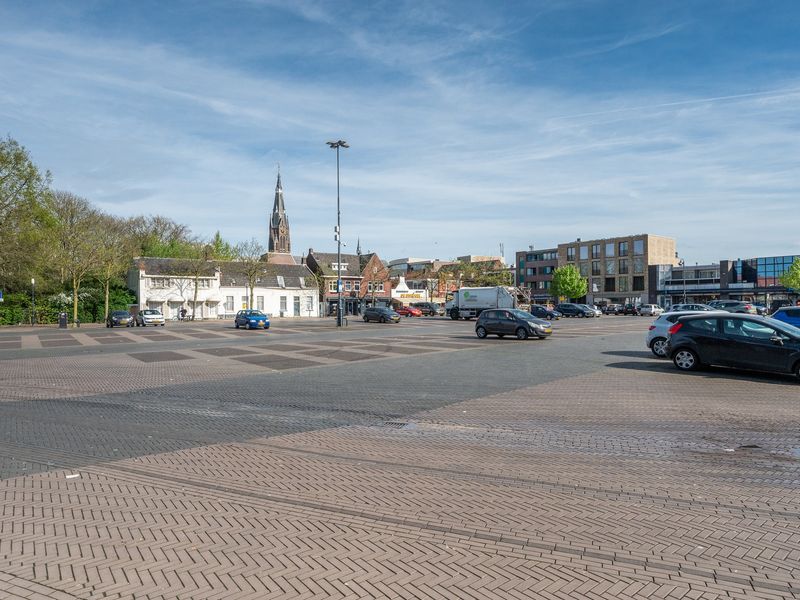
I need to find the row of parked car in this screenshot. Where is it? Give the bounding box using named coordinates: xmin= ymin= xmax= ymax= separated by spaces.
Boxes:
xmin=645 ymin=305 xmax=800 ymax=380
xmin=106 ymin=309 xmax=166 ymax=327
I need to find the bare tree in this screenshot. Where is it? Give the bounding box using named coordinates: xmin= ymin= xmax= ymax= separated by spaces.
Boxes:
xmin=51 ymin=191 xmax=102 ymax=326
xmin=234 ymin=238 xmax=268 ymax=309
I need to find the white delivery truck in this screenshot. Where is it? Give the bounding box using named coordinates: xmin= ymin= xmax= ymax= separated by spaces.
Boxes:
xmin=445 ymin=286 xmax=516 ymax=320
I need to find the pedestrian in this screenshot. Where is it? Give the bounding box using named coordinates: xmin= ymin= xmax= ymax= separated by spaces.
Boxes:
xmin=795 ymin=299 xmax=800 ymax=307
xmin=180 ymin=307 xmax=187 ymax=321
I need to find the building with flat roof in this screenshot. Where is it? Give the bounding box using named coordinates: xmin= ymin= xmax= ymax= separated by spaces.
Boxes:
xmin=515 ymin=247 xmax=559 ymax=303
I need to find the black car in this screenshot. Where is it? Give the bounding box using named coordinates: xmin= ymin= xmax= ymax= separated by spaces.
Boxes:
xmin=555 ymin=303 xmax=595 ymax=318
xmin=621 ymin=304 xmax=640 ymax=316
xmin=529 ymin=305 xmax=562 ymax=320
xmin=475 ymin=309 xmax=552 ymax=340
xmin=363 ymin=307 xmax=401 ymax=323
xmin=106 ymin=310 xmax=133 ymax=328
xmin=668 ymin=313 xmax=800 ymax=379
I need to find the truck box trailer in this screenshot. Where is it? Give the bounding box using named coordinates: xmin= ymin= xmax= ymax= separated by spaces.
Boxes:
xmin=445 ymin=286 xmax=516 ymax=320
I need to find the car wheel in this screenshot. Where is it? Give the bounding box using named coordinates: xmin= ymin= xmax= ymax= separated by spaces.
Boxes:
xmin=794 ymin=361 xmax=800 ymax=382
xmin=515 ymin=327 xmax=529 ymax=340
xmin=380 ymin=316 xmax=386 ymax=323
xmin=450 ymin=309 xmax=459 ymax=320
xmin=363 ymin=316 xmax=369 ymax=322
xmin=476 ymin=326 xmax=487 ymax=339
xmin=650 ymin=337 xmax=668 ymax=357
xmin=161 ymin=324 xmax=165 ymax=327
xmin=673 ymin=348 xmax=700 ymax=371
xmin=578 ymin=313 xmax=585 ymax=318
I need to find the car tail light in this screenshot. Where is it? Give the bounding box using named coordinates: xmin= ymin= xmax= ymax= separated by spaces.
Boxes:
xmin=668 ymin=323 xmax=683 ymax=335
xmin=648 ymin=325 xmax=656 ymax=330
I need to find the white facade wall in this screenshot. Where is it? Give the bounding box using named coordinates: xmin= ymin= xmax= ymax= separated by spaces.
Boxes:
xmin=218 ymin=286 xmax=317 ymax=318
xmin=131 ymin=272 xmax=222 ymax=320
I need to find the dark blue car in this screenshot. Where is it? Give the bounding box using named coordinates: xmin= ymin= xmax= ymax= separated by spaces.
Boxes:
xmin=234 ymin=309 xmax=270 ymax=330
xmin=771 ymin=307 xmax=800 ymax=328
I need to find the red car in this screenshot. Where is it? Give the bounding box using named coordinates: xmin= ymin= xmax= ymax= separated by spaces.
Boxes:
xmin=394 ymin=306 xmax=422 ymax=317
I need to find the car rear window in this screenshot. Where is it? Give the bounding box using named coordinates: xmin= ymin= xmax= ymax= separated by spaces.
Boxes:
xmin=683 ymin=318 xmax=717 ymax=333
xmin=783 ymin=309 xmax=800 ymax=317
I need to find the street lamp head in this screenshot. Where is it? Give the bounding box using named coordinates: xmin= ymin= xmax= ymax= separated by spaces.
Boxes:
xmin=326 ymin=140 xmax=349 ymax=149
xmin=31 ymin=278 xmax=35 ymax=285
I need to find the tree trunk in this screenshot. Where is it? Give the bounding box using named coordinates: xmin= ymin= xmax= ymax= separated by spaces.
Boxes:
xmin=72 ymin=277 xmax=80 ymax=327
xmin=104 ymin=276 xmax=110 ymax=321
xmin=249 ymin=278 xmax=255 ymax=310
xmin=192 ymin=277 xmax=199 ymax=320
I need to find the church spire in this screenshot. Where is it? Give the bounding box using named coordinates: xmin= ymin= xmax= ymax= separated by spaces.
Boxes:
xmin=356 ymin=237 xmax=362 ymax=255
xmin=268 ymin=171 xmax=290 ymax=254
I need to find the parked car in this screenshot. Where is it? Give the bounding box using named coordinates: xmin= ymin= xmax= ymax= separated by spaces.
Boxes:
xmin=135 ymin=309 xmax=166 ymax=327
xmin=395 ymin=305 xmax=423 ymax=317
xmin=555 ymin=303 xmax=596 ymax=318
xmin=106 ymin=310 xmax=133 ymax=328
xmin=770 ymin=307 xmax=800 ymax=328
xmin=529 ymin=305 xmax=562 ymax=320
xmin=646 ymin=310 xmax=725 ymax=357
xmin=603 ymin=304 xmax=623 ymax=315
xmin=411 ymin=302 xmax=443 ymax=316
xmin=621 ymin=304 xmax=640 ymax=316
xmin=770 ymin=299 xmax=793 ymax=314
xmin=475 ymin=309 xmax=552 ymax=340
xmin=234 ymin=309 xmax=270 ymax=329
xmin=579 ymin=304 xmax=602 ymax=317
xmin=667 ymin=303 xmax=716 ymax=312
xmin=706 ymin=300 xmax=757 ymax=314
xmin=667 ymin=313 xmax=800 ymax=379
xmin=363 ymin=307 xmax=401 ymax=323
xmin=639 ymin=304 xmax=664 ymax=317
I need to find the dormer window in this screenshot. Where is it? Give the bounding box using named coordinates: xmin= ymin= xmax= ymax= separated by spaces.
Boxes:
xmin=299 ymin=277 xmax=305 ymax=288
xmin=277 ymin=275 xmax=286 ymax=288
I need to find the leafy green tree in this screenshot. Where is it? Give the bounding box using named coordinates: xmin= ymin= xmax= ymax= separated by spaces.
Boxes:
xmin=0 ymin=136 xmax=54 ymax=290
xmin=95 ymin=213 xmax=136 ymax=321
xmin=551 ymin=265 xmax=588 ymax=301
xmin=50 ymin=191 xmax=103 ymax=326
xmin=780 ymin=257 xmax=800 ymax=293
xmin=127 ymin=215 xmax=195 ymax=258
xmin=210 ymin=231 xmax=237 ymax=260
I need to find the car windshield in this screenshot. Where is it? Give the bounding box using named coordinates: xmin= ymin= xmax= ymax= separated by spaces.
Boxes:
xmin=509 ymin=309 xmax=536 ymax=319
xmin=773 ymin=319 xmax=800 ymax=337
xmin=246 ymin=311 xmax=266 ymax=316
xmin=112 ymin=311 xmax=128 ymax=316
xmin=141 ymin=310 xmax=160 ymax=315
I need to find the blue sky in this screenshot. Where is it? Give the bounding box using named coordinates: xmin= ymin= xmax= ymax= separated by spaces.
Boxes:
xmin=1 ymin=0 xmax=798 ymax=264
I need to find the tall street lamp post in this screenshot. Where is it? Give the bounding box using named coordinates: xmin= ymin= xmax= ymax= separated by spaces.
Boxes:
xmin=327 ymin=140 xmax=349 ymax=327
xmin=31 ymin=278 xmax=35 ymax=326
xmin=678 ymin=258 xmax=687 ymax=303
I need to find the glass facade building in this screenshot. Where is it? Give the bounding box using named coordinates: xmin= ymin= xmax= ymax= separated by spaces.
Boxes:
xmin=729 ymin=255 xmax=799 ymax=288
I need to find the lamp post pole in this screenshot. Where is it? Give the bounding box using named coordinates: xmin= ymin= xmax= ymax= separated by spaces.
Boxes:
xmin=327 ymin=140 xmax=349 ymax=327
xmin=31 ymin=278 xmax=35 ymax=326
xmin=679 ymin=259 xmax=687 ymax=303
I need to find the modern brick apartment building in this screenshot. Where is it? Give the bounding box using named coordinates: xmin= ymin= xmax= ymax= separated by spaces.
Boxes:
xmin=517 ymin=234 xmax=678 ymax=305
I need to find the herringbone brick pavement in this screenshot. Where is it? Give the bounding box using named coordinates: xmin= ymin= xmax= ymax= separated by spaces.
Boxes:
xmin=1 ymin=320 xmax=797 ymax=599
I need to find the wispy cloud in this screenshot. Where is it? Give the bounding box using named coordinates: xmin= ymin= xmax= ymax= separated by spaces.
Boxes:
xmin=0 ymin=2 xmax=798 ymax=262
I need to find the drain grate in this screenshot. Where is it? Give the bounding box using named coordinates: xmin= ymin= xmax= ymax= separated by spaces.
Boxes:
xmin=383 ymin=421 xmax=408 ymax=429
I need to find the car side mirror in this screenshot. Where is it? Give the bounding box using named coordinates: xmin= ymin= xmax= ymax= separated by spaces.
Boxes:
xmin=770 ymin=336 xmax=784 ymax=346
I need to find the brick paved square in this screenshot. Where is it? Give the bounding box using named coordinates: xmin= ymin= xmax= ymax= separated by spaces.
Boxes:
xmin=1 ymin=318 xmax=798 ymax=600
